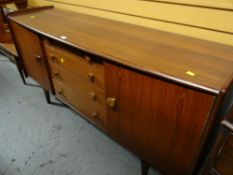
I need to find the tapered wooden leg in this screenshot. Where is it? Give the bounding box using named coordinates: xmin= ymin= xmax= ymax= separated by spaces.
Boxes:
xmin=19 ymin=68 xmax=26 ymax=85
xmin=43 ymin=89 xmax=51 ymax=104
xmin=42 ymin=90 xmax=65 ymax=106
xmin=24 ymin=70 xmax=28 ymax=78
xmin=141 ymin=159 xmax=150 ymax=175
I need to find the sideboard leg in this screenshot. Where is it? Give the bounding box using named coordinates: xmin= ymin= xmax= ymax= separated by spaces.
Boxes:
xmin=43 ymin=89 xmax=51 ymax=104
xmin=16 ymin=64 xmax=26 ymax=85
xmin=42 ymin=90 xmax=65 ymax=106
xmin=24 ymin=71 xmax=28 ymax=78
xmin=141 ymin=159 xmax=150 ymax=175
xmin=17 ymin=67 xmax=26 ymax=85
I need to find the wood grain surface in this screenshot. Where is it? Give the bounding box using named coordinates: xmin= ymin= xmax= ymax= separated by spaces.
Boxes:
xmin=53 ymin=78 xmax=106 ymax=129
xmin=105 ymin=63 xmax=215 ymax=175
xmin=7 ymin=7 xmax=233 ymax=94
xmin=43 ymin=39 xmax=105 ymax=89
xmin=9 ymin=21 xmax=51 ymax=91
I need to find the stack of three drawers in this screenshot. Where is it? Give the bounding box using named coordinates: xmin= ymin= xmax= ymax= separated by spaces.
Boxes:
xmin=43 ymin=39 xmax=107 ymax=130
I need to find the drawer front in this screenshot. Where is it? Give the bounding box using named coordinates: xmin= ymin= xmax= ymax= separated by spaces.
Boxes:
xmin=44 ymin=40 xmax=104 ymax=89
xmin=49 ymin=61 xmax=105 ymax=105
xmin=52 ymin=78 xmax=106 ymax=129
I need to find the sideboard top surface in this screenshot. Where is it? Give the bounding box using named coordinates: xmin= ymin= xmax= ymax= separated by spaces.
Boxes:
xmin=8 ymin=7 xmax=233 ymax=94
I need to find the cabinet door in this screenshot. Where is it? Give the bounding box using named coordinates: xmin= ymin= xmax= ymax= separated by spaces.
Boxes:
xmin=10 ymin=21 xmax=51 ymax=91
xmin=105 ymin=63 xmax=215 ymax=175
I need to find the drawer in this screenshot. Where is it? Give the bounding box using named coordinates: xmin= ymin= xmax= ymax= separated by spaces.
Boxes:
xmin=49 ymin=61 xmax=105 ymax=99
xmin=43 ymin=39 xmax=105 ymax=89
xmin=52 ymin=78 xmax=106 ymax=129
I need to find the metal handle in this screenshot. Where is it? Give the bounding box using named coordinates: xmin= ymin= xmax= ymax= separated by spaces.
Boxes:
xmin=90 ymin=92 xmax=96 ymax=100
xmin=53 ymin=71 xmax=59 ymax=76
xmin=53 ymin=71 xmax=61 ymax=79
xmin=50 ymin=55 xmax=57 ymax=62
xmin=58 ymin=89 xmax=63 ymax=95
xmin=88 ymin=73 xmax=95 ymax=82
xmin=92 ymin=112 xmax=103 ymax=124
xmin=92 ymin=112 xmax=99 ymax=118
xmin=85 ymin=55 xmax=92 ymax=64
xmin=35 ymin=54 xmax=41 ymax=64
xmin=222 ymin=120 xmax=233 ymax=132
xmin=106 ymin=97 xmax=116 ymax=109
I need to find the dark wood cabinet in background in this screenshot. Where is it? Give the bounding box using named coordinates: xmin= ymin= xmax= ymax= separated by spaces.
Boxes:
xmin=205 ymin=105 xmax=233 ymax=175
xmin=214 ymin=132 xmax=233 ymax=175
xmin=7 ymin=6 xmax=233 ymax=175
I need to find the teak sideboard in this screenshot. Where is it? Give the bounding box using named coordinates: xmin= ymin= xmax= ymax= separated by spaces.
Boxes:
xmin=7 ymin=6 xmax=233 ymax=175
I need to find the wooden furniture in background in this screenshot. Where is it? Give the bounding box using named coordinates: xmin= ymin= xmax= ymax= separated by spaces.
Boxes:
xmin=213 ymin=127 xmax=233 ymax=175
xmin=0 ymin=0 xmax=27 ymax=12
xmin=0 ymin=0 xmax=29 ymax=88
xmin=7 ymin=6 xmax=233 ymax=175
xmin=0 ymin=0 xmax=27 ymax=42
xmin=202 ymin=92 xmax=233 ymax=175
xmin=0 ymin=6 xmax=11 ymax=42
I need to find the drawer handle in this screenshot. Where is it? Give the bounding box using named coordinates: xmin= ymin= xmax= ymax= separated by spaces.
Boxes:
xmin=58 ymin=89 xmax=63 ymax=95
xmin=85 ymin=55 xmax=92 ymax=64
xmin=34 ymin=54 xmax=41 ymax=64
xmin=90 ymin=92 xmax=96 ymax=100
xmin=53 ymin=71 xmax=59 ymax=76
xmin=50 ymin=55 xmax=58 ymax=62
xmin=106 ymin=97 xmax=116 ymax=109
xmin=88 ymin=73 xmax=95 ymax=82
xmin=92 ymin=112 xmax=103 ymax=124
xmin=47 ymin=40 xmax=54 ymax=47
xmin=92 ymin=112 xmax=99 ymax=118
xmin=222 ymin=120 xmax=233 ymax=132
xmin=53 ymin=71 xmax=61 ymax=79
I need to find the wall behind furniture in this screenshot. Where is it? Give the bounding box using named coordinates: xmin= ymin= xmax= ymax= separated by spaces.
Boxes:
xmin=28 ymin=0 xmax=233 ymax=46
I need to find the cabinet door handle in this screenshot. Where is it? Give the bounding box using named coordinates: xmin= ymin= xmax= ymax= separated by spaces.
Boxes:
xmin=222 ymin=120 xmax=233 ymax=132
xmin=34 ymin=54 xmax=41 ymax=64
xmin=106 ymin=97 xmax=116 ymax=109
